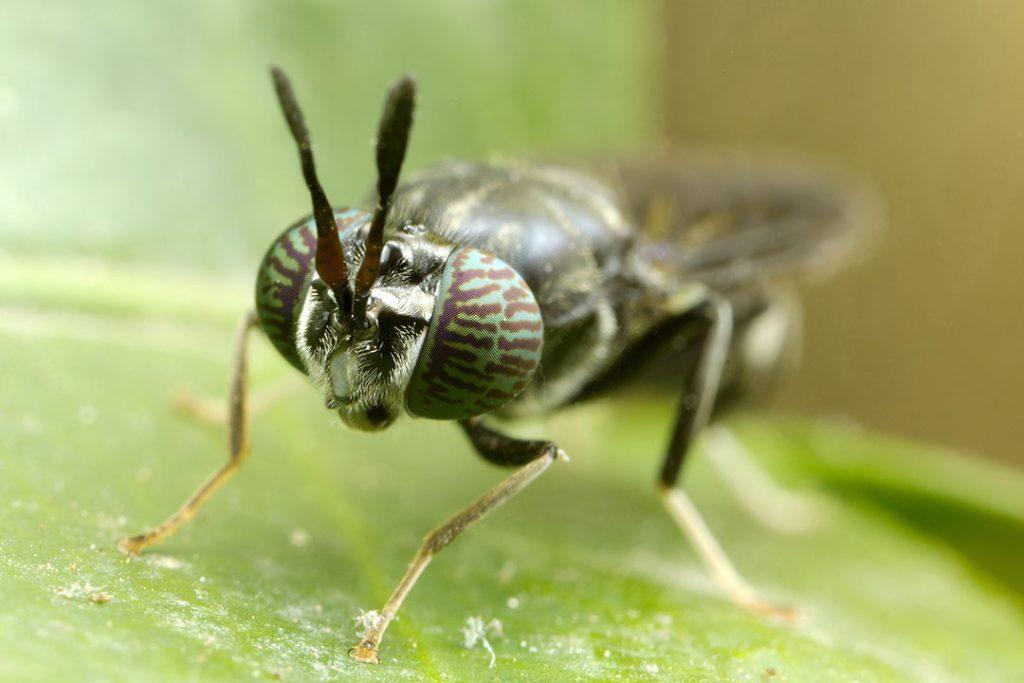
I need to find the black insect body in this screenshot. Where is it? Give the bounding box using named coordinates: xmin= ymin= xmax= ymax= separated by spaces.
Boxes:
xmin=119 ymin=68 xmax=871 ymax=664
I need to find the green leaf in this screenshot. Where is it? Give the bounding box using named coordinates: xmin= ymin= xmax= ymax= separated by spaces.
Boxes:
xmin=2 ymin=267 xmax=1024 ymax=681
xmin=3 ymin=3 xmax=1023 ymax=680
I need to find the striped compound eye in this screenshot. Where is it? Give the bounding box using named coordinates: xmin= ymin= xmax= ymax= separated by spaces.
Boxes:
xmin=406 ymin=247 xmax=543 ymax=420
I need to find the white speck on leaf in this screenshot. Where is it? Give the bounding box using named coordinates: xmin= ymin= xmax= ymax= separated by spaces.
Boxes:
xmin=0 ymin=86 xmax=18 ymax=117
xmin=288 ymin=528 xmax=310 ymax=547
xmin=462 ymin=616 xmax=503 ymax=668
xmin=497 ymin=560 xmax=516 ymax=584
xmin=353 ymin=609 xmax=382 ymax=633
xmin=20 ymin=415 xmax=42 ymax=434
xmin=56 ymin=581 xmax=111 ymax=604
xmin=148 ymin=555 xmax=186 ymax=570
xmin=56 ymin=581 xmax=95 ymax=599
xmin=78 ymin=405 xmax=98 ymax=425
xmin=95 ymin=512 xmax=126 ymax=530
xmin=506 ymin=596 xmax=520 ymax=609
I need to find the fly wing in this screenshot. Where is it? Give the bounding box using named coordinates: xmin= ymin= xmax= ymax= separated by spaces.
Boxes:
xmin=592 ymin=155 xmax=882 ymax=291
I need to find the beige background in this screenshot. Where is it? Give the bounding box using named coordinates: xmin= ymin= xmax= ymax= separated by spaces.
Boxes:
xmin=661 ymin=1 xmax=1023 ymax=463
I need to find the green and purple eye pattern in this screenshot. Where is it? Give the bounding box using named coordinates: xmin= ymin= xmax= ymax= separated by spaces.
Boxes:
xmin=254 ymin=208 xmax=370 ymax=370
xmin=407 ymin=247 xmax=544 ymax=420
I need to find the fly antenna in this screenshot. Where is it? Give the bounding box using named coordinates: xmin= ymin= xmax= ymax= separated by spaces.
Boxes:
xmin=353 ymin=74 xmax=416 ymax=321
xmin=270 ymin=66 xmax=351 ymax=314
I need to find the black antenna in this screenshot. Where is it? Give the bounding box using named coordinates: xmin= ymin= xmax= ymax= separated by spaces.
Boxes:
xmin=353 ymin=74 xmax=416 ymax=320
xmin=271 ymin=66 xmax=351 ymax=313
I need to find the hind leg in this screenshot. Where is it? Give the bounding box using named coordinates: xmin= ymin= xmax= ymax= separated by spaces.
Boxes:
xmin=702 ymin=288 xmax=826 ymax=535
xmin=703 ymin=425 xmax=828 ymax=535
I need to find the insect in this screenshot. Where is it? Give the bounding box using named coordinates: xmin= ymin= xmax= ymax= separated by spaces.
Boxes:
xmin=118 ymin=67 xmax=872 ymax=664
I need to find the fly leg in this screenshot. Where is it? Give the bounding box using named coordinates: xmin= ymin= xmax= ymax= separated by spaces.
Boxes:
xmin=703 ymin=425 xmax=828 ymax=534
xmin=172 ymin=375 xmax=302 ymax=426
xmin=349 ymin=418 xmax=565 ymax=664
xmin=118 ymin=310 xmax=259 ymax=555
xmin=658 ymin=295 xmax=795 ymax=619
xmin=701 ymin=289 xmax=825 ymax=534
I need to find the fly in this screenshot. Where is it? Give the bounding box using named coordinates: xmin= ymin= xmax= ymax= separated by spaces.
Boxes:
xmin=118 ymin=67 xmax=875 ymax=664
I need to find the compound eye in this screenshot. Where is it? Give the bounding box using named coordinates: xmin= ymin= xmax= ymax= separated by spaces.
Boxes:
xmin=406 ymin=247 xmax=544 ymax=420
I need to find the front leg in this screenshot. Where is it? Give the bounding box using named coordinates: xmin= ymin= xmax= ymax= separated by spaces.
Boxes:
xmin=118 ymin=310 xmax=259 ymax=555
xmin=349 ymin=419 xmax=565 ymax=664
xmin=461 ymin=416 xmax=565 ymax=466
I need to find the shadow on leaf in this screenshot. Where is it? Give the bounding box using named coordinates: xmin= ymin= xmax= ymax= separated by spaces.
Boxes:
xmin=829 ymin=479 xmax=1024 ymax=611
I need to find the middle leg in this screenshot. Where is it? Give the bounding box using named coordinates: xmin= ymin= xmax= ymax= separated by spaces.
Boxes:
xmin=657 ymin=294 xmax=795 ymax=618
xmin=172 ymin=375 xmax=304 ymax=426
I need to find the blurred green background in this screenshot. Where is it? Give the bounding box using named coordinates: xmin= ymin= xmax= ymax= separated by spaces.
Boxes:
xmin=3 ymin=1 xmax=1024 ymax=681
xmin=0 ymin=1 xmax=654 ymax=271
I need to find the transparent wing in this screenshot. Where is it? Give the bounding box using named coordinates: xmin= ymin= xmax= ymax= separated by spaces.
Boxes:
xmin=592 ymin=154 xmax=882 ymax=291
